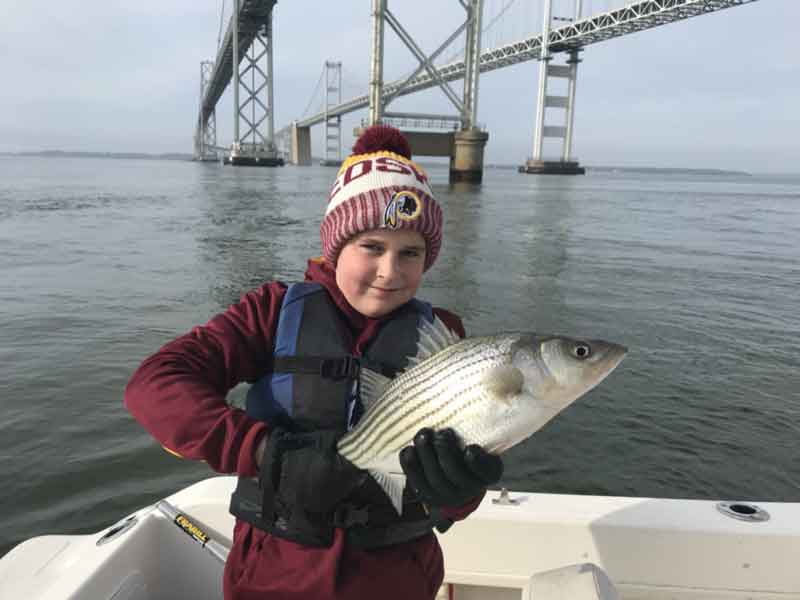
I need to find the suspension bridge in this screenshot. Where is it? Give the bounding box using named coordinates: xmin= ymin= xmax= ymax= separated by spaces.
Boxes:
xmin=193 ymin=0 xmax=760 ymax=180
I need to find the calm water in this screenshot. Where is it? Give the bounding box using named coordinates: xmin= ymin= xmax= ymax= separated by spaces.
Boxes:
xmin=1 ymin=156 xmax=799 ymax=556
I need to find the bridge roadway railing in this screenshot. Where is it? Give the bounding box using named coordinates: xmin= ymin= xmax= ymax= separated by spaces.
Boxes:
xmin=200 ymin=0 xmax=277 ymax=129
xmin=290 ymin=0 xmax=758 ymax=130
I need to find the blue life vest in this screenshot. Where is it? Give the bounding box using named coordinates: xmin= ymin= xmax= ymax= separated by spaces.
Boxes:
xmin=230 ymin=282 xmax=443 ymax=548
xmin=245 ymin=282 xmax=433 ymax=433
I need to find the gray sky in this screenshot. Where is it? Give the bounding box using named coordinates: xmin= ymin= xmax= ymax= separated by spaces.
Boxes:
xmin=1 ymin=0 xmax=797 ymax=172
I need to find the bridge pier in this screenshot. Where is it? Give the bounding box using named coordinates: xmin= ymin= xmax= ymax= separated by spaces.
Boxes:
xmin=450 ymin=129 xmax=489 ymax=183
xmin=519 ymin=159 xmax=584 ymax=175
xmin=224 ymin=144 xmax=285 ymax=167
xmin=290 ymin=123 xmax=312 ymax=166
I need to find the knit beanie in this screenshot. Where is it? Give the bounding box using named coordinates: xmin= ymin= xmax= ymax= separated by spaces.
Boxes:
xmin=320 ymin=125 xmax=443 ymax=271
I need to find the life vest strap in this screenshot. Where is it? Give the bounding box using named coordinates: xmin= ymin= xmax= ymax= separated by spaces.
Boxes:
xmin=272 ymin=355 xmax=361 ymax=381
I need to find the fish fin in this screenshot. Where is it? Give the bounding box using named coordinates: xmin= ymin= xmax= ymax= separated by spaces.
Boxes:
xmin=481 ymin=364 xmax=524 ymax=404
xmin=414 ymin=316 xmax=462 ymax=362
xmin=360 ymin=368 xmax=392 ymax=411
xmin=368 ymin=469 xmax=407 ymax=515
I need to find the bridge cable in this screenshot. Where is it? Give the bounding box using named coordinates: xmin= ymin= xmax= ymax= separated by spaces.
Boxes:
xmin=482 ymin=0 xmax=519 ymax=45
xmin=341 ymin=66 xmax=368 ymax=94
xmin=434 ymin=0 xmax=519 ymax=71
xmin=301 ymin=66 xmax=326 ymax=119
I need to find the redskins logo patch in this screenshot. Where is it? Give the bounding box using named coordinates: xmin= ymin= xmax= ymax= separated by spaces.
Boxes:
xmin=384 ymin=190 xmax=422 ymax=229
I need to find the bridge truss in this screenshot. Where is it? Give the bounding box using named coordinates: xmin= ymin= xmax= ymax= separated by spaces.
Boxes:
xmin=293 ymin=0 xmax=759 ymax=129
xmin=195 ymin=0 xmax=280 ymax=164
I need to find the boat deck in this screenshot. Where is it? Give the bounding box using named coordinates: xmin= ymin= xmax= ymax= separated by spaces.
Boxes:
xmin=2 ymin=476 xmax=799 ymax=599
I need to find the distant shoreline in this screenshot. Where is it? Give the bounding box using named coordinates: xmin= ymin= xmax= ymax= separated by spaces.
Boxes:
xmin=0 ymin=150 xmax=752 ymax=176
xmin=431 ymin=161 xmax=751 ymax=177
xmin=480 ymin=163 xmax=751 ymax=176
xmin=0 ymin=150 xmax=194 ymax=162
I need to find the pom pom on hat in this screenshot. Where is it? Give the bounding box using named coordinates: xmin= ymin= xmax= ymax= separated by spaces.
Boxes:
xmin=320 ymin=125 xmax=443 ymax=271
xmin=351 ymin=124 xmax=412 ymax=159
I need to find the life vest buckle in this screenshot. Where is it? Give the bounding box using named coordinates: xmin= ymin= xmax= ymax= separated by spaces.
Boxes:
xmin=319 ymin=356 xmax=360 ymax=381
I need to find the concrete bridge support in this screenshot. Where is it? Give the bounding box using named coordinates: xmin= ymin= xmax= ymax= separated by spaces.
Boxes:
xmin=290 ymin=123 xmax=312 ymax=166
xmin=451 ymin=129 xmax=489 ymax=183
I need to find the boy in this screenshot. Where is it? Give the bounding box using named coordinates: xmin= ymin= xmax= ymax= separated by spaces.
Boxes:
xmin=125 ymin=125 xmax=502 ymax=599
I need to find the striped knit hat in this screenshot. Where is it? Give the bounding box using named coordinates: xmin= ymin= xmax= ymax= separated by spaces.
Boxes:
xmin=320 ymin=125 xmax=443 ymax=271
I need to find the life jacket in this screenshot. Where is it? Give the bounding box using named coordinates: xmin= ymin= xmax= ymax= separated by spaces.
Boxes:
xmin=229 ymin=282 xmax=446 ymax=548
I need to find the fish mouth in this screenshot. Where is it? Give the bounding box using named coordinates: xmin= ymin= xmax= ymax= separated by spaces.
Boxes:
xmin=585 ymin=342 xmax=627 ymax=393
xmin=606 ymin=342 xmax=628 ymax=367
xmin=592 ymin=341 xmax=627 ymax=380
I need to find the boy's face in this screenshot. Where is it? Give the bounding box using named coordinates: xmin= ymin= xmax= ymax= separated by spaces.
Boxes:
xmin=335 ymin=228 xmax=427 ymax=318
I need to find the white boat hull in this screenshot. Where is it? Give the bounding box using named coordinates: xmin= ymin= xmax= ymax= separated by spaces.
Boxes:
xmin=1 ymin=476 xmax=798 ymax=599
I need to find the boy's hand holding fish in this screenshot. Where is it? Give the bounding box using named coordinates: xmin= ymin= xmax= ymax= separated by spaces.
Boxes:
xmin=401 ymin=428 xmax=502 ymax=505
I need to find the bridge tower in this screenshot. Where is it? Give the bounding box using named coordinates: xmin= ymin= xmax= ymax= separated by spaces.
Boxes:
xmin=364 ymin=0 xmax=488 ymax=183
xmin=321 ymin=61 xmax=343 ymax=166
xmin=520 ymin=0 xmax=585 ymax=175
xmin=194 ymin=61 xmax=218 ymax=162
xmin=225 ymin=0 xmax=283 ymax=166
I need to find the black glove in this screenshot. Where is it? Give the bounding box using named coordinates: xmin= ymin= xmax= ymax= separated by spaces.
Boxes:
xmin=260 ymin=428 xmax=366 ymax=515
xmin=399 ymin=428 xmax=503 ymax=511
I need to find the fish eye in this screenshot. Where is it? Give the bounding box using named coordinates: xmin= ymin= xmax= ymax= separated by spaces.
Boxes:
xmin=572 ymin=343 xmax=591 ymax=360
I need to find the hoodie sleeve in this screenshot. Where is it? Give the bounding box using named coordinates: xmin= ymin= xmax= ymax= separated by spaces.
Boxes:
xmin=124 ymin=281 xmax=287 ymax=477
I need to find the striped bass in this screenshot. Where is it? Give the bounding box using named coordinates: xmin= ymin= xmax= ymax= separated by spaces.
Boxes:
xmin=337 ymin=317 xmax=627 ymax=514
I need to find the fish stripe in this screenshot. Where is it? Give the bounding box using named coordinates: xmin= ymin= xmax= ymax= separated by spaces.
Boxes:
xmin=338 ymin=342 xmax=494 ymax=456
xmin=374 ymin=389 xmax=493 ymax=458
xmin=339 ymin=344 xmax=512 ymax=465
xmin=345 ymin=385 xmax=495 ymax=467
xmin=341 ymin=344 xmax=504 ymax=458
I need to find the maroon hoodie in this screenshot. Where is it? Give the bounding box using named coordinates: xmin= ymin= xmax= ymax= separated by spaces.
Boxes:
xmin=125 ymin=258 xmax=480 ymax=600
